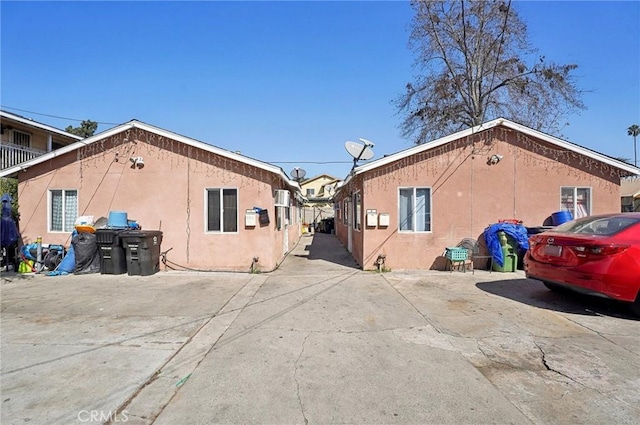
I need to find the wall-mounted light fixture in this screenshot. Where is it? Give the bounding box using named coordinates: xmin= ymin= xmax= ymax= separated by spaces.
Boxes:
xmin=487 ymin=154 xmax=503 ymax=165
xmin=129 ymin=156 xmax=144 ymax=169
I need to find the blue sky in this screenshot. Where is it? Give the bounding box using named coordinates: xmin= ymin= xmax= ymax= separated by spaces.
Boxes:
xmin=2 ymin=1 xmax=639 ymax=179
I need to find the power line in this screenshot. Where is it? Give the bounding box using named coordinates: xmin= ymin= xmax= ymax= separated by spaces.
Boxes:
xmin=0 ymin=105 xmax=119 ymax=125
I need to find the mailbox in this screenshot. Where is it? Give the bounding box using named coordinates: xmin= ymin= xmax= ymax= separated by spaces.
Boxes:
xmin=245 ymin=209 xmax=257 ymax=227
xmin=366 ymin=209 xmax=378 ymax=227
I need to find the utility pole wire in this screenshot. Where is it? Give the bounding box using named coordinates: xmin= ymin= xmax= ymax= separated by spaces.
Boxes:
xmin=1 ymin=105 xmax=119 ymax=125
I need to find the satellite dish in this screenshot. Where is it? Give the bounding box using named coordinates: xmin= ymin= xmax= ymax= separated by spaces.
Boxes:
xmin=325 ymin=183 xmax=336 ymax=195
xmin=345 ymin=140 xmax=375 ymax=162
xmin=291 ymin=167 xmax=306 ymax=180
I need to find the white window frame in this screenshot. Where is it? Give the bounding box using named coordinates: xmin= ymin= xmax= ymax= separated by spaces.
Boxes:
xmin=353 ymin=191 xmax=362 ymax=231
xmin=276 ymin=203 xmax=290 ymax=231
xmin=560 ymin=186 xmax=591 ymax=219
xmin=343 ymin=198 xmax=349 ymax=225
xmin=48 ymin=189 xmax=78 ymax=232
xmin=205 ymin=188 xmax=239 ymax=233
xmin=398 ymin=187 xmax=432 ymax=233
xmin=13 ymin=129 xmax=31 ymax=148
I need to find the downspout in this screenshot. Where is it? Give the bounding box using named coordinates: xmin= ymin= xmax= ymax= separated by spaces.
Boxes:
xmin=513 ymin=146 xmax=517 ymax=218
xmin=470 ymin=144 xmax=475 ymax=238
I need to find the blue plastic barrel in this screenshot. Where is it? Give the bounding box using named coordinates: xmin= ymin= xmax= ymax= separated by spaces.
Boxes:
xmin=551 ymin=210 xmax=573 ymax=226
xmin=108 ymin=211 xmax=128 ymax=228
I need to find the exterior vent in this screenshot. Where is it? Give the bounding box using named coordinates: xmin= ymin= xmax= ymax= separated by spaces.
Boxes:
xmin=274 ymin=190 xmax=290 ymax=207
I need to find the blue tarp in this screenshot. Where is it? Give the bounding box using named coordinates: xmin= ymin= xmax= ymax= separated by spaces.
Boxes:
xmin=55 ymin=242 xmax=76 ymax=273
xmin=1 ymin=193 xmax=19 ymax=248
xmin=483 ymin=223 xmax=530 ymax=267
xmin=20 ymin=244 xmax=37 ymax=261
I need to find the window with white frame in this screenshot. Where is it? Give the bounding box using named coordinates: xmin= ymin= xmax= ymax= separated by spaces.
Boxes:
xmin=276 ymin=205 xmax=290 ymax=230
xmin=206 ymin=188 xmax=238 ymax=232
xmin=354 ymin=192 xmax=361 ymax=231
xmin=13 ymin=130 xmax=31 ymax=148
xmin=306 ymin=188 xmax=315 ymax=197
xmin=561 ymin=187 xmax=591 ymax=219
xmin=343 ymin=198 xmax=349 ymax=225
xmin=50 ymin=189 xmax=78 ymax=232
xmin=399 ymin=187 xmax=431 ymax=232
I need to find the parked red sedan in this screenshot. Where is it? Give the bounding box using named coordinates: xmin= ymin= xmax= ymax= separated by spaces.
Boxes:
xmin=525 ymin=212 xmax=640 ymax=316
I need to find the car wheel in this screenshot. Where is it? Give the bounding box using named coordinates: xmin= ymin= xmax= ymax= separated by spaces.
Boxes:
xmin=629 ymin=297 xmax=640 ymax=318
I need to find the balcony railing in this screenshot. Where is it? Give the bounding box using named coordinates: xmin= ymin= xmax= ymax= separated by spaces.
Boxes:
xmin=1 ymin=143 xmax=47 ymax=170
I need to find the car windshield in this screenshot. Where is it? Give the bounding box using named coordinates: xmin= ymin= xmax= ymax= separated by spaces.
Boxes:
xmin=551 ymin=215 xmax=640 ymax=235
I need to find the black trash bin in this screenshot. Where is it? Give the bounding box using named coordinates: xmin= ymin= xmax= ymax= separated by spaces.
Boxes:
xmin=95 ymin=229 xmax=127 ymax=274
xmin=325 ymin=217 xmax=335 ymax=234
xmin=121 ymin=230 xmax=163 ymax=276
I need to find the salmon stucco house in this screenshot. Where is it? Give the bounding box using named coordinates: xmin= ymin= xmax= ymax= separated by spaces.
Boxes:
xmin=0 ymin=120 xmax=303 ymax=272
xmin=333 ymin=118 xmax=640 ymax=271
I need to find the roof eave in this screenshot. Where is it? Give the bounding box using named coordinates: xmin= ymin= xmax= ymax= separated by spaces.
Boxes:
xmin=352 ymin=118 xmax=640 ymax=176
xmin=0 ymin=110 xmax=84 ymax=141
xmin=0 ymin=120 xmax=302 ymax=190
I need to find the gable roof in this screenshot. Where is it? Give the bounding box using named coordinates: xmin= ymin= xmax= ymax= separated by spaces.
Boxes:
xmin=351 ymin=118 xmax=640 ymax=178
xmin=300 ymin=174 xmax=341 ymax=187
xmin=0 ymin=119 xmax=301 ymax=189
xmin=0 ymin=110 xmax=84 ymax=141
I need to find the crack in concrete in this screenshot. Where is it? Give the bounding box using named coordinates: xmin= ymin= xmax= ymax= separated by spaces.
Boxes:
xmin=294 ymin=332 xmax=311 ymax=425
xmin=533 ymin=341 xmax=585 ymax=387
xmin=534 ymin=342 xmax=640 ymax=415
xmin=562 ymin=315 xmax=640 ymax=358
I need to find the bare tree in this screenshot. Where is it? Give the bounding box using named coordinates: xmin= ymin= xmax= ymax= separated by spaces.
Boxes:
xmin=396 ymin=0 xmax=586 ymax=144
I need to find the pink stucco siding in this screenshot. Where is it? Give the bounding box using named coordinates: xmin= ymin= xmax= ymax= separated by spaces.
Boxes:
xmin=16 ymin=127 xmax=301 ymax=272
xmin=335 ymin=125 xmax=625 ymax=271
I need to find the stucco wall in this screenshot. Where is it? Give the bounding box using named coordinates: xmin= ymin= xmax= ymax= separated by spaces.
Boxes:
xmin=335 ymin=126 xmax=623 ymax=270
xmin=17 ymin=128 xmax=300 ymax=272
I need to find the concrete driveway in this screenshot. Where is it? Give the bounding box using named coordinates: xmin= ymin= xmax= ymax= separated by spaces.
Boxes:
xmin=1 ymin=233 xmax=639 ymax=424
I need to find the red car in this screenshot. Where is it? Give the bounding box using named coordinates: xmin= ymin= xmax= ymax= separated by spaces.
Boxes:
xmin=525 ymin=212 xmax=640 ymax=316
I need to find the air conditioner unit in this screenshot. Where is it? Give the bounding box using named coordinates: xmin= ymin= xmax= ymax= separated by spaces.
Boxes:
xmin=274 ymin=190 xmax=290 ymax=207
